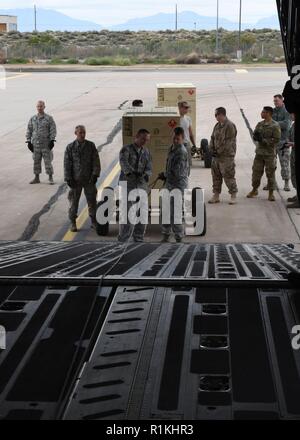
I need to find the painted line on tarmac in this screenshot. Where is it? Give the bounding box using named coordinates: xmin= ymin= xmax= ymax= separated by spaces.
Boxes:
xmin=63 ymin=162 xmax=121 ymax=242
xmin=4 ymin=73 xmax=32 ymax=81
xmin=235 ymin=69 xmax=248 ymax=74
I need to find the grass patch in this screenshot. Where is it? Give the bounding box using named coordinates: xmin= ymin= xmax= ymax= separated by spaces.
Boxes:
xmin=47 ymin=58 xmax=64 ymax=64
xmin=84 ymin=56 xmax=134 ymax=66
xmin=65 ymin=58 xmax=79 ymax=64
xmin=7 ymin=57 xmax=30 ymax=64
xmin=47 ymin=57 xmax=80 ymax=65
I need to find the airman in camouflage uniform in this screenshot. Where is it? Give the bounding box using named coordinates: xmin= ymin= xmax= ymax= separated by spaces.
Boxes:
xmin=289 ymin=120 xmax=296 ymax=190
xmin=26 ymin=101 xmax=57 ymax=185
xmin=159 ymin=127 xmax=190 ymax=243
xmin=208 ymin=107 xmax=238 ymax=205
xmin=118 ymin=129 xmax=152 ymax=243
xmin=64 ymin=125 xmax=101 ymax=232
xmin=286 ymin=115 xmax=298 ymax=208
xmin=247 ymin=107 xmax=281 ymax=202
xmin=272 ymin=94 xmax=292 ymax=191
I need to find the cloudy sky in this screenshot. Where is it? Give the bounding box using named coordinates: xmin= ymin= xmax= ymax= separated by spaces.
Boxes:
xmin=1 ymin=0 xmax=278 ymax=25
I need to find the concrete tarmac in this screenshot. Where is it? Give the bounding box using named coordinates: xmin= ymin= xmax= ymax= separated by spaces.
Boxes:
xmin=1 ymin=66 xmax=299 ymax=244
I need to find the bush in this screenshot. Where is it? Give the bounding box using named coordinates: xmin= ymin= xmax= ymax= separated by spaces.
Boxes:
xmin=184 ymin=52 xmax=201 ymax=64
xmin=66 ymin=58 xmax=79 ymax=64
xmin=85 ymin=57 xmax=112 ymax=65
xmin=113 ymin=57 xmax=132 ymax=66
xmin=174 ymin=54 xmax=186 ymax=64
xmin=7 ymin=57 xmax=30 ymax=64
xmin=47 ymin=58 xmax=63 ymax=64
xmin=84 ymin=56 xmax=134 ymax=66
xmin=0 ymin=29 xmax=284 ymax=65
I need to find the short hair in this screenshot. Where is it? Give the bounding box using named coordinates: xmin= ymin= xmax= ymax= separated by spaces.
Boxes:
xmin=274 ymin=94 xmax=283 ymax=100
xmin=263 ymin=106 xmax=273 ymax=115
xmin=174 ymin=127 xmax=185 ymax=137
xmin=215 ymin=107 xmax=226 ymax=116
xmin=37 ymin=100 xmax=45 ymax=106
xmin=178 ymin=101 xmax=189 ymax=108
xmin=136 ymin=128 xmax=150 ymax=136
xmin=75 ymin=125 xmax=86 ymax=131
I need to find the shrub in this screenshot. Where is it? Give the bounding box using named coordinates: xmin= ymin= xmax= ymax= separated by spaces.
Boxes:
xmin=66 ymin=58 xmax=79 ymax=64
xmin=84 ymin=56 xmax=134 ymax=66
xmin=47 ymin=58 xmax=63 ymax=64
xmin=184 ymin=52 xmax=201 ymax=64
xmin=7 ymin=57 xmax=30 ymax=64
xmin=113 ymin=57 xmax=132 ymax=66
xmin=85 ymin=57 xmax=112 ymax=65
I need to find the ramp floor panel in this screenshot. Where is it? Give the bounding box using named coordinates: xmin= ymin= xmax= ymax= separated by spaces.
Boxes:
xmin=0 ymin=242 xmax=299 ymax=420
xmin=64 ymin=286 xmax=300 ymax=420
xmin=0 ymin=242 xmax=299 ymax=280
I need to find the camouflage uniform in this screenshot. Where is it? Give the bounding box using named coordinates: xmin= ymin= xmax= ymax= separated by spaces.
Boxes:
xmin=118 ymin=143 xmax=152 ymax=242
xmin=161 ymin=144 xmax=189 ymax=240
xmin=273 ymin=106 xmax=292 ymax=180
xmin=64 ymin=140 xmax=101 ymax=222
xmin=289 ymin=123 xmax=296 ymax=189
xmin=180 ymin=115 xmax=193 ymax=172
xmin=26 ymin=113 xmax=57 ymax=176
xmin=209 ymin=118 xmax=238 ymax=195
xmin=252 ymin=120 xmax=281 ymax=191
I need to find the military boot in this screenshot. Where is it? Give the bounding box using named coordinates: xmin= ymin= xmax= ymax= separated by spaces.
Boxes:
xmin=49 ymin=175 xmax=54 ymax=185
xmin=161 ymin=235 xmax=170 ymax=243
xmin=229 ymin=194 xmax=237 ymax=205
xmin=91 ymin=219 xmax=98 ymax=230
xmin=268 ymin=191 xmax=276 ymax=202
xmin=247 ymin=189 xmax=258 ymax=198
xmin=30 ymin=174 xmax=40 ymax=184
xmin=284 ymin=180 xmax=291 ymax=192
xmin=287 ymin=200 xmax=300 ymax=209
xmin=288 ymin=195 xmax=298 ymax=203
xmin=208 ymin=193 xmax=220 ymax=204
xmin=70 ymin=221 xmax=77 ymax=233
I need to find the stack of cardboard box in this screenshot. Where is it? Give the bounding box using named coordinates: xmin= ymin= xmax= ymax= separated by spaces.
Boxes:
xmin=157 ymin=83 xmax=197 ymax=139
xmin=122 ymin=107 xmax=180 ymax=186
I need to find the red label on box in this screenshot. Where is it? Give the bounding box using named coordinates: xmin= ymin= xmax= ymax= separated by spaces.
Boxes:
xmin=188 ymin=89 xmax=195 ymax=95
xmin=168 ymin=119 xmax=178 ymax=128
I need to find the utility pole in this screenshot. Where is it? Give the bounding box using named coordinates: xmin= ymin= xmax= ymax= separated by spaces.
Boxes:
xmin=175 ymin=4 xmax=178 ymax=31
xmin=216 ymin=0 xmax=219 ymax=54
xmin=34 ymin=5 xmax=37 ymax=32
xmin=237 ymin=0 xmax=242 ymax=61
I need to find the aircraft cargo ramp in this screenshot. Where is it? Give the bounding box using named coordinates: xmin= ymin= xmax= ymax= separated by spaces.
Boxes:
xmin=0 ymin=241 xmax=300 ymax=420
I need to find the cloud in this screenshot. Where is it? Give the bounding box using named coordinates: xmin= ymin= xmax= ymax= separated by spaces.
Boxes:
xmin=1 ymin=0 xmax=278 ymax=26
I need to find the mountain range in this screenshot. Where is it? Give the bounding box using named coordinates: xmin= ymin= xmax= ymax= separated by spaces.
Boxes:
xmin=0 ymin=8 xmax=280 ymax=32
xmin=0 ymin=8 xmax=102 ymax=32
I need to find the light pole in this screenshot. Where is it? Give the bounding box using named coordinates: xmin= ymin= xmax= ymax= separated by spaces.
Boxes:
xmin=34 ymin=5 xmax=37 ymax=32
xmin=216 ymin=0 xmax=219 ymax=54
xmin=237 ymin=0 xmax=242 ymax=61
